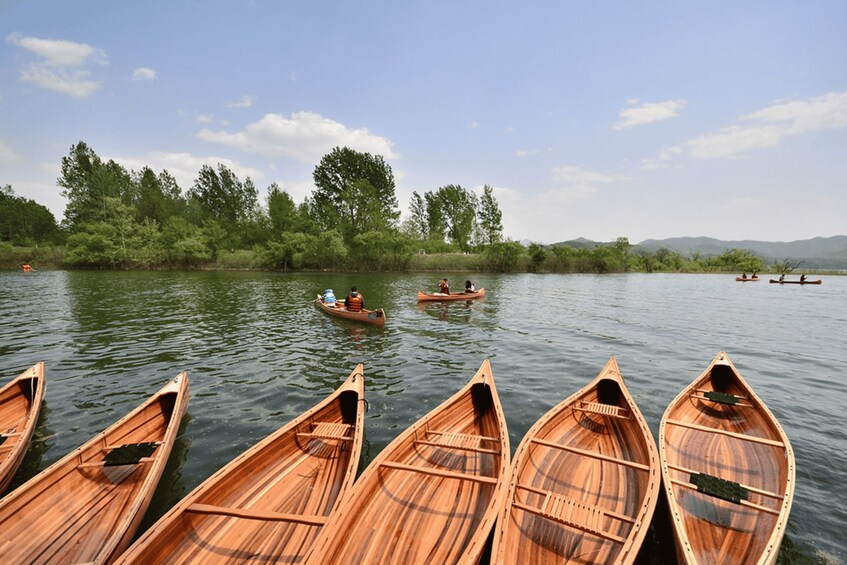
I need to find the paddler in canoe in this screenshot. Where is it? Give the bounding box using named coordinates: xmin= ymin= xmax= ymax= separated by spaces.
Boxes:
xmin=344 ymin=286 xmax=364 ymax=311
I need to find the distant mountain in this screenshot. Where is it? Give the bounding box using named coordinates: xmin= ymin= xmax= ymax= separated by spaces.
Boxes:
xmin=550 ymin=236 xmax=847 ymax=269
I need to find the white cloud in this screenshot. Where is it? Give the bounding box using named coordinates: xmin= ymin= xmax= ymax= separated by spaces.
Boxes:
xmin=111 ymin=151 xmax=264 ymax=192
xmin=132 ymin=67 xmax=156 ymax=81
xmin=551 ymin=165 xmax=628 ymax=184
xmin=196 ymin=114 xmax=214 ymax=124
xmin=6 ymin=33 xmax=107 ymax=98
xmin=470 ymin=121 xmax=479 ymax=129
xmin=652 ymin=91 xmax=847 ymax=162
xmin=614 ymin=99 xmax=686 ymax=130
xmin=228 ymin=95 xmax=254 ymax=108
xmin=0 ymin=138 xmax=21 ymax=163
xmin=197 ymin=111 xmax=399 ymax=162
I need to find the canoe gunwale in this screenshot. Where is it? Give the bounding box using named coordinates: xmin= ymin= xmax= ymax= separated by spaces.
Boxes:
xmin=314 ymin=297 xmax=386 ymax=326
xmin=0 ymin=362 xmax=45 ymax=494
xmin=658 ymin=352 xmax=796 ymax=565
xmin=416 ymin=288 xmax=486 ymax=302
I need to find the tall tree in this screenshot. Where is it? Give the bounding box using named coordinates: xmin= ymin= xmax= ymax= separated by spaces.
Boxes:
xmin=477 ymin=185 xmax=503 ymax=245
xmin=434 ymin=184 xmax=478 ymax=251
xmin=133 ymin=166 xmax=184 ymax=224
xmin=424 ymin=191 xmax=446 ymax=241
xmin=188 ymin=164 xmax=259 ymax=225
xmin=267 ymin=183 xmax=298 ymax=234
xmin=401 ymin=191 xmax=428 ymax=239
xmin=311 ymin=147 xmax=399 ymax=240
xmin=0 ymin=185 xmax=62 ymax=244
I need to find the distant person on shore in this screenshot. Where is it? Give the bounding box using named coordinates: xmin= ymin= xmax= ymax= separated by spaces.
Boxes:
xmin=438 ymin=278 xmax=450 ymax=294
xmin=464 ymin=280 xmax=475 ymax=293
xmin=345 ymin=286 xmax=364 ymax=312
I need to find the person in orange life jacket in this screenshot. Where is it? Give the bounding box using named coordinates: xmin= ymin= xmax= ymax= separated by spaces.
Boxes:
xmin=438 ymin=278 xmax=450 ymax=294
xmin=345 ymin=286 xmax=364 ymax=312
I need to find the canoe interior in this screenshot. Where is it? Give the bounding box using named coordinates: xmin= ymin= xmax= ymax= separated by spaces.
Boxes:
xmin=315 ymin=297 xmax=386 ymax=326
xmin=119 ymin=369 xmax=364 ymax=563
xmin=494 ymin=360 xmax=659 ymax=564
xmin=0 ymin=364 xmax=44 ymax=493
xmin=307 ymin=362 xmax=509 ymax=565
xmin=661 ymin=355 xmax=794 ymax=565
xmin=0 ymin=377 xmax=186 ymax=564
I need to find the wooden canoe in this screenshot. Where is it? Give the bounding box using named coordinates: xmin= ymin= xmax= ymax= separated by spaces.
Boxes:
xmin=417 ymin=288 xmax=485 ymax=302
xmin=0 ymin=373 xmax=188 ymax=564
xmin=117 ymin=365 xmax=365 ymax=563
xmin=305 ymin=359 xmax=510 ymax=565
xmin=769 ymin=279 xmax=821 ymax=285
xmin=0 ymin=362 xmax=45 ymax=494
xmin=659 ymin=352 xmax=795 ymax=565
xmin=735 ymin=277 xmax=759 ymax=282
xmin=315 ymin=296 xmax=386 ymax=327
xmin=491 ymin=357 xmax=660 ymax=564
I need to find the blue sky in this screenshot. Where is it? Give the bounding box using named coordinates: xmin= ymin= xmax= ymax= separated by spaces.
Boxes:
xmin=2 ymin=1 xmax=845 ymax=243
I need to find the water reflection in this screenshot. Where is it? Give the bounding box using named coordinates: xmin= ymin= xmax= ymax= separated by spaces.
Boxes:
xmin=6 ymin=399 xmax=52 ymax=493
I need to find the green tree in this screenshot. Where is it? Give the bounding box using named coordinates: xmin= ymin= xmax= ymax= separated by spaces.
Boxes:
xmin=267 ymin=183 xmax=299 ymax=234
xmin=528 ymin=243 xmax=547 ymax=272
xmin=434 ymin=185 xmax=478 ymax=251
xmin=424 ymin=191 xmax=447 ymax=242
xmin=401 ymin=191 xmax=428 ymax=239
xmin=0 ymin=185 xmax=63 ymax=244
xmin=311 ymin=147 xmax=399 ymax=240
xmin=133 ymin=167 xmax=184 ymax=224
xmin=188 ymin=164 xmax=259 ymax=226
xmin=477 ymin=185 xmax=503 ymax=245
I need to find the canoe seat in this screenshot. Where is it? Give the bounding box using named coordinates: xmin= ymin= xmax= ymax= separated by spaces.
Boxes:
xmin=513 ymin=489 xmax=626 ymax=545
xmin=690 ymin=472 xmax=749 ymax=504
xmin=102 ymin=442 xmax=160 ymax=466
xmin=575 ymin=401 xmax=629 ymax=419
xmin=416 ymin=430 xmax=501 ymax=454
xmin=297 ymin=422 xmax=352 ymax=442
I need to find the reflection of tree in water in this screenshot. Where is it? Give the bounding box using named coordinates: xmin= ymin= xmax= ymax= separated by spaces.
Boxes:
xmin=7 ymin=400 xmax=52 ymax=493
xmin=137 ymin=413 xmax=192 ymax=533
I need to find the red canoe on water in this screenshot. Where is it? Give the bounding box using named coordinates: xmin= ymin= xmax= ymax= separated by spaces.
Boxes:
xmin=417 ymin=288 xmax=485 ymax=302
xmin=769 ymin=279 xmax=822 ymax=285
xmin=315 ymin=296 xmax=386 ymax=326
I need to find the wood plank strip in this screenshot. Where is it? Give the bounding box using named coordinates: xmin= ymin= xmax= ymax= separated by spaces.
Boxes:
xmin=425 ymin=430 xmax=499 ymax=443
xmin=530 ymin=437 xmax=650 ymax=471
xmin=669 ymin=478 xmax=781 ymax=516
xmin=380 ymin=461 xmax=498 ymax=484
xmin=515 ymin=483 xmax=637 ymax=524
xmin=666 ymin=463 xmax=785 ymax=500
xmin=414 ymin=439 xmax=500 ymax=455
xmin=295 ymin=432 xmax=352 ymax=442
xmin=185 ymin=503 xmax=328 ymax=525
xmin=512 ymin=501 xmax=627 ymax=544
xmin=665 ymin=419 xmax=785 ymax=448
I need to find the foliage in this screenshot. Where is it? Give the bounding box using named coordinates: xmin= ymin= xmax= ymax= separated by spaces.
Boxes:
xmin=477 ymin=185 xmax=503 ymax=245
xmin=482 ymin=241 xmax=526 ymax=272
xmin=0 ymin=185 xmax=63 ymax=245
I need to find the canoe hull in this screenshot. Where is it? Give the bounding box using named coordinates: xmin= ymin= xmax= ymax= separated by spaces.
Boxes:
xmin=417 ymin=288 xmax=485 ymax=302
xmin=491 ymin=357 xmax=660 ymax=564
xmin=315 ymin=297 xmax=386 ymax=326
xmin=659 ymin=352 xmax=795 ymax=565
xmin=735 ymin=277 xmax=760 ymax=282
xmin=0 ymin=363 xmax=45 ymax=494
xmin=769 ymin=279 xmax=821 ymax=284
xmin=0 ymin=373 xmax=189 ymax=565
xmin=306 ymin=360 xmax=510 ymax=565
xmin=118 ymin=366 xmax=365 ymax=563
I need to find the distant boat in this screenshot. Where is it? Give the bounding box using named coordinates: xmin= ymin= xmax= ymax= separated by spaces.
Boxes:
xmin=305 ymin=359 xmax=510 ymax=565
xmin=417 ymin=288 xmax=485 ymax=302
xmin=0 ymin=373 xmax=188 ymax=564
xmin=659 ymin=352 xmax=795 ymax=565
xmin=769 ymin=279 xmax=822 ymax=285
xmin=491 ymin=357 xmax=660 ymax=564
xmin=0 ymin=363 xmax=45 ymax=494
xmin=315 ymin=296 xmax=386 ymax=326
xmin=736 ymin=276 xmax=760 ymax=282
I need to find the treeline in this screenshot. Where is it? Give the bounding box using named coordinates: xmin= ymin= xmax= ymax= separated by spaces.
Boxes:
xmin=2 ymin=141 xmax=766 ymax=274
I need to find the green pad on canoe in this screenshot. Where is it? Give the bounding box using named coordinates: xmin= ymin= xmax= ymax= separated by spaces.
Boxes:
xmin=103 ymin=442 xmax=159 ymax=466
xmin=704 ymin=391 xmax=739 ymax=405
xmin=690 ymin=472 xmax=749 ymax=504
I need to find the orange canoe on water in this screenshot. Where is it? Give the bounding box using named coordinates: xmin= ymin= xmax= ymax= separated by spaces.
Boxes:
xmin=659 ymin=352 xmax=795 ymax=565
xmin=417 ymin=288 xmax=485 ymax=302
xmin=491 ymin=357 xmax=660 ymax=564
xmin=306 ymin=360 xmax=510 ymax=565
xmin=315 ymin=296 xmax=386 ymax=326
xmin=0 ymin=373 xmax=188 ymax=565
xmin=0 ymin=362 xmax=45 ymax=494
xmin=117 ymin=366 xmax=365 ymax=563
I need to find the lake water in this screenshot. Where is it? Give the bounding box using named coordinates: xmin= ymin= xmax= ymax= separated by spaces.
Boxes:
xmin=0 ymin=270 xmax=844 ymax=563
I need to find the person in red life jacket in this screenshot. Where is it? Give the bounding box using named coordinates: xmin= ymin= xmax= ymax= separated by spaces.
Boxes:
xmin=438 ymin=278 xmax=450 ymax=294
xmin=22 ymin=263 xmax=33 ymax=272
xmin=345 ymin=286 xmax=364 ymax=312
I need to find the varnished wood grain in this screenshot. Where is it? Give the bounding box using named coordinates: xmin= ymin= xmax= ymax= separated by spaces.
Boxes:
xmin=116 ymin=365 xmax=365 ymax=564
xmin=0 ymin=372 xmax=188 ymax=564
xmin=305 ymin=359 xmax=510 ymax=565
xmin=491 ymin=357 xmax=660 ymax=564
xmin=0 ymin=362 xmax=45 ymax=494
xmin=659 ymin=352 xmax=795 ymax=565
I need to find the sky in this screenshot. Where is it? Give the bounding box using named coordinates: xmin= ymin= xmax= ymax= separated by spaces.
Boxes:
xmin=1 ymin=1 xmax=846 ymax=244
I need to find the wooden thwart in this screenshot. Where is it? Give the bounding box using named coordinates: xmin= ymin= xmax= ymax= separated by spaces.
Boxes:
xmin=185 ymin=503 xmax=328 ymax=526
xmin=575 ymin=401 xmax=630 ymax=419
xmin=669 ymin=478 xmax=781 ymax=516
xmin=530 ymin=437 xmax=650 ymax=471
xmin=296 ymin=422 xmax=352 ymax=442
xmin=415 ymin=430 xmax=501 ymax=455
xmin=665 ymin=418 xmax=785 ymax=448
xmin=512 ymin=489 xmax=627 ymax=545
xmin=380 ymin=461 xmax=498 ymax=484
xmin=667 ymin=463 xmax=785 ymax=501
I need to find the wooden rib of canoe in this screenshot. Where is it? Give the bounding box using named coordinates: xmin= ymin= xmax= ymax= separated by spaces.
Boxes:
xmin=659 ymin=352 xmax=795 ymax=565
xmin=117 ymin=365 xmax=365 ymax=564
xmin=769 ymin=279 xmax=822 ymax=285
xmin=306 ymin=359 xmax=510 ymax=565
xmin=735 ymin=277 xmax=760 ymax=282
xmin=0 ymin=362 xmax=45 ymax=494
xmin=417 ymin=288 xmax=485 ymax=302
xmin=0 ymin=373 xmax=188 ymax=564
xmin=491 ymin=357 xmax=660 ymax=564
xmin=315 ymin=296 xmax=386 ymax=327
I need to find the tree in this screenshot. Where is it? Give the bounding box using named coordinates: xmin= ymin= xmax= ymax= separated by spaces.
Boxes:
xmin=424 ymin=191 xmax=446 ymax=241
xmin=0 ymin=185 xmax=62 ymax=244
xmin=311 ymin=147 xmax=399 ymax=240
xmin=188 ymin=164 xmax=259 ymax=226
xmin=477 ymin=185 xmax=503 ymax=245
xmin=133 ymin=167 xmax=184 ymax=224
xmin=401 ymin=191 xmax=428 ymax=239
xmin=267 ymin=183 xmax=298 ymax=233
xmin=434 ymin=185 xmax=478 ymax=251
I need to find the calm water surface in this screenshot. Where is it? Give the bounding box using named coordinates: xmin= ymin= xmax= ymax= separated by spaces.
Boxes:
xmin=0 ymin=271 xmax=844 ymax=563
